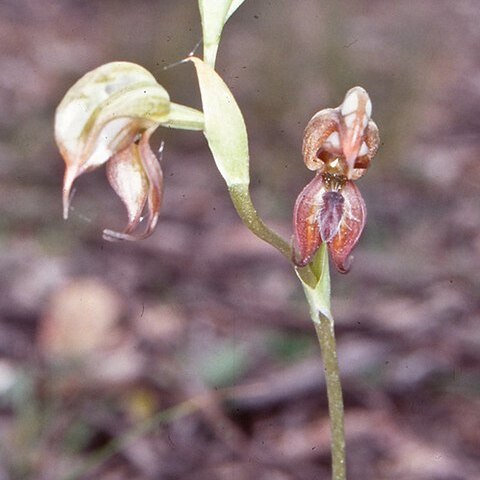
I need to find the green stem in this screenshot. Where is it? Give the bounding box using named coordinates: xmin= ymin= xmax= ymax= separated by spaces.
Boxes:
xmin=203 ymin=43 xmax=219 ymax=69
xmin=228 ymin=183 xmax=318 ymax=286
xmin=229 ymin=184 xmax=345 ymax=478
xmin=313 ymin=314 xmax=346 ymax=480
xmin=228 ymin=183 xmax=292 ymax=259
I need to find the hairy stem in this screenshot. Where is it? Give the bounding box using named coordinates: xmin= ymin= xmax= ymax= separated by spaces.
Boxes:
xmin=313 ymin=314 xmax=346 ymax=480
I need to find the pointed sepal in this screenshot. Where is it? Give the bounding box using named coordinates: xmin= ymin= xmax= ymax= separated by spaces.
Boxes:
xmin=105 ymin=144 xmax=149 ymax=236
xmin=328 ymin=181 xmax=366 ymax=273
xmin=292 ymin=174 xmax=325 ymax=267
xmin=103 ymin=129 xmax=163 ymax=241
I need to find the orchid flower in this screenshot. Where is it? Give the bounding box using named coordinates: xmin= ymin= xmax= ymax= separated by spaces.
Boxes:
xmin=55 ymin=61 xmax=203 ymax=241
xmin=293 ymin=87 xmax=379 ymax=272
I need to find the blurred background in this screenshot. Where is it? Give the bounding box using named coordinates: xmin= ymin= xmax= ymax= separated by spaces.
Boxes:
xmin=0 ymin=0 xmax=479 ymax=479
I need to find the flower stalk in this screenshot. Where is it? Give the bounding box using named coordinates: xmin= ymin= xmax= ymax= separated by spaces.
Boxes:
xmin=313 ymin=315 xmax=346 ymax=480
xmin=231 ymin=181 xmax=346 ymax=479
xmin=228 ymin=184 xmax=291 ymax=260
xmin=313 ymin=314 xmax=346 ymax=480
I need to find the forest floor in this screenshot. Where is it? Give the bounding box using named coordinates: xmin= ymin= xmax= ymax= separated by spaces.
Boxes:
xmin=0 ymin=1 xmax=479 ymax=479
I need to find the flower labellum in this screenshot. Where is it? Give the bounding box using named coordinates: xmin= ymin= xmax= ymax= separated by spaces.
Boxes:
xmin=293 ymin=87 xmax=379 ymax=272
xmin=320 ymin=191 xmax=345 ymax=243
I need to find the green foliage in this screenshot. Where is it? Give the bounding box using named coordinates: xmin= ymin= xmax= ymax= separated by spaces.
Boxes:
xmin=199 ymin=0 xmax=247 ymax=67
xmin=189 ymin=56 xmax=250 ymax=187
xmin=299 ymin=243 xmax=333 ymax=323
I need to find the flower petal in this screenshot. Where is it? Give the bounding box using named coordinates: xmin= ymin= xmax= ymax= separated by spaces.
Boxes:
xmin=106 ymin=143 xmax=149 ymax=235
xmin=338 ymin=86 xmax=372 ymax=177
xmin=328 ymin=181 xmax=366 ymax=273
xmin=103 ymin=129 xmax=163 ymax=242
xmin=139 ymin=129 xmax=164 ymax=239
xmin=292 ymin=173 xmax=325 ymax=266
xmin=302 ymin=108 xmax=341 ymax=171
xmin=350 ymin=119 xmax=380 ymax=180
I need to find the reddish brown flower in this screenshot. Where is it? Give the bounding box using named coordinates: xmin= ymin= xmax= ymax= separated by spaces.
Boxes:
xmin=293 ymin=87 xmax=379 ymax=272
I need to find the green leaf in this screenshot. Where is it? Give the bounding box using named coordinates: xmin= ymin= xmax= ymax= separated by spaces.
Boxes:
xmin=296 ymin=243 xmax=333 ymax=323
xmin=189 ymin=56 xmax=250 ymax=187
xmin=199 ymin=0 xmax=246 ymax=67
xmin=226 ymin=0 xmax=246 ymax=20
xmin=162 ymin=103 xmax=204 ymax=131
